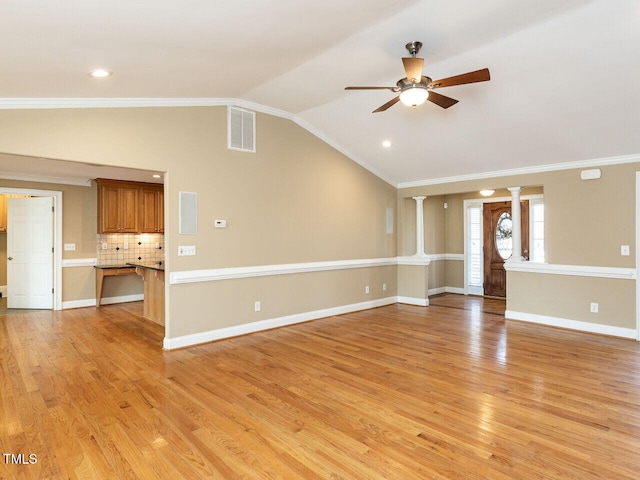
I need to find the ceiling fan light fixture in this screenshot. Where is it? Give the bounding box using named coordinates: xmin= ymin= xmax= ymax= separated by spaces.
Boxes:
xmin=480 ymin=189 xmax=495 ymax=197
xmin=399 ymin=86 xmax=429 ymax=107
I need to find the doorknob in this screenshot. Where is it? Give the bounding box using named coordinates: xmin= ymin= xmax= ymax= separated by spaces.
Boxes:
xmin=7 ymin=257 xmax=13 ymax=260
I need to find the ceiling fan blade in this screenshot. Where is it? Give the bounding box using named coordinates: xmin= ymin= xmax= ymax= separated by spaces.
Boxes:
xmin=429 ymin=68 xmax=490 ymax=89
xmin=427 ymin=91 xmax=459 ymax=109
xmin=402 ymin=57 xmax=424 ymax=83
xmin=373 ymin=96 xmax=400 ymax=113
xmin=345 ymin=86 xmax=396 ymax=90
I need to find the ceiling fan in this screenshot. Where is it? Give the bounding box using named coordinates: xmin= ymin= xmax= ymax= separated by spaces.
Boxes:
xmin=345 ymin=41 xmax=490 ymax=113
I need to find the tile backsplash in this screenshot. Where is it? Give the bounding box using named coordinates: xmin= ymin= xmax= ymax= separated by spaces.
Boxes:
xmin=97 ymin=233 xmax=164 ymax=266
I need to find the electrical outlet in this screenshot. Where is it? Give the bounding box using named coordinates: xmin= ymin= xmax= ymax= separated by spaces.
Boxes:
xmin=383 ymin=283 xmax=387 ymax=291
xmin=101 ymin=243 xmax=108 ymax=250
xmin=365 ymin=285 xmax=370 ymax=294
xmin=590 ymin=302 xmax=599 ymax=313
xmin=621 ymin=245 xmax=630 ymax=256
xmin=254 ymin=301 xmax=261 ymax=312
xmin=123 ymin=241 xmax=129 ymax=250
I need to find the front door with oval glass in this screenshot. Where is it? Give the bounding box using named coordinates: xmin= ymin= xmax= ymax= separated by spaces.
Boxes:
xmin=483 ymin=201 xmax=529 ymax=297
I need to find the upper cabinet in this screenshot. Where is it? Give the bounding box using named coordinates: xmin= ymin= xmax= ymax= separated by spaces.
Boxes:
xmin=96 ymin=179 xmax=163 ymax=234
xmin=140 ymin=186 xmax=164 ymax=233
xmin=0 ymin=194 xmax=6 ymax=233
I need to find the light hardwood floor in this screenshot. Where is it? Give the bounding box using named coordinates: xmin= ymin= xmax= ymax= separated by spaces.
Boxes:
xmin=1 ymin=294 xmax=640 ymax=479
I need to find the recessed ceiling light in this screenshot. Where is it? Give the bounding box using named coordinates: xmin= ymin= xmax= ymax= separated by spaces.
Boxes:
xmin=382 ymin=140 xmax=392 ymax=148
xmin=88 ymin=69 xmax=112 ymax=78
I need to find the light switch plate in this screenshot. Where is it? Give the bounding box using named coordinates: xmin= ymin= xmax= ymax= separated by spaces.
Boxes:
xmin=64 ymin=243 xmax=76 ymax=251
xmin=178 ymin=245 xmax=196 ymax=256
xmin=621 ymin=245 xmax=630 ymax=256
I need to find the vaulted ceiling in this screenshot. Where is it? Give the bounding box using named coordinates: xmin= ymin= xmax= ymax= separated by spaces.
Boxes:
xmin=1 ymin=0 xmax=638 ymax=187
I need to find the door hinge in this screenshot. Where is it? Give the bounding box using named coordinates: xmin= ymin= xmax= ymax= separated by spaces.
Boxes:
xmin=52 ymin=247 xmax=54 ymax=253
xmin=52 ymin=206 xmax=55 ymax=212
xmin=52 ymin=288 xmax=54 ymax=294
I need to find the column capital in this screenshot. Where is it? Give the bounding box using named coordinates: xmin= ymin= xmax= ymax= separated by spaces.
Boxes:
xmin=507 ymin=187 xmax=521 ymax=194
xmin=412 ymin=195 xmax=426 ymax=202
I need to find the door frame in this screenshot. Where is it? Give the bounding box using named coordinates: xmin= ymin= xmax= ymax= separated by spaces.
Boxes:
xmin=635 ymin=172 xmax=640 ymax=341
xmin=1 ymin=186 xmax=62 ymax=310
xmin=464 ymin=193 xmax=543 ymax=296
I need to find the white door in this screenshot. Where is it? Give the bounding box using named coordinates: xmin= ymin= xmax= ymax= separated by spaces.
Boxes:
xmin=7 ymin=196 xmax=54 ymax=309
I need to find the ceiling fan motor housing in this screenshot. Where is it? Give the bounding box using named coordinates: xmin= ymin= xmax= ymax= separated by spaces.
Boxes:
xmin=405 ymin=41 xmax=422 ymax=56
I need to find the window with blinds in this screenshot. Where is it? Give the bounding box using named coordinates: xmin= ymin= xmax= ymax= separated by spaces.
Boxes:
xmin=467 ymin=204 xmax=483 ymax=294
xmin=530 ymin=199 xmax=545 ymax=262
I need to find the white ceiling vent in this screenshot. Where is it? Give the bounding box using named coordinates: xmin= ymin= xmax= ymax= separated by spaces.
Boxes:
xmin=228 ymin=106 xmax=256 ymax=153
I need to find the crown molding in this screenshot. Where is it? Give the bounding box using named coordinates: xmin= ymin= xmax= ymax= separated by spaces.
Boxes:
xmin=1 ymin=98 xmax=637 ymax=189
xmin=0 ymin=97 xmax=397 ymax=187
xmin=0 ymin=98 xmax=230 ymax=109
xmin=397 ymin=153 xmax=640 ymax=189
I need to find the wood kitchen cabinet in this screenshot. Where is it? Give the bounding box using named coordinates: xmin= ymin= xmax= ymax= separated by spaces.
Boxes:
xmin=96 ymin=179 xmax=164 ymax=234
xmin=140 ymin=186 xmax=164 ymax=233
xmin=97 ymin=180 xmax=140 ymax=233
xmin=0 ymin=194 xmax=6 ymax=233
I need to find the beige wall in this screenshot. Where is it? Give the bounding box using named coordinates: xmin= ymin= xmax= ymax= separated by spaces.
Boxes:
xmin=0 ymin=179 xmax=144 ymax=302
xmin=0 ymin=105 xmax=636 ymax=339
xmin=398 ymin=265 xmax=428 ymax=300
xmin=398 ymin=164 xmax=638 ymax=331
xmin=61 ymin=266 xmax=143 ymax=303
xmin=507 ymin=271 xmax=635 ymax=329
xmin=171 ymin=266 xmax=396 ymax=338
xmin=0 ymin=107 xmax=396 ymax=339
xmin=0 ymin=179 xmax=97 ymax=257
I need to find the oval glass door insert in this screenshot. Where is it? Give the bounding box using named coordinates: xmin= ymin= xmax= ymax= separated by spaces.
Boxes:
xmin=496 ymin=212 xmax=513 ymax=259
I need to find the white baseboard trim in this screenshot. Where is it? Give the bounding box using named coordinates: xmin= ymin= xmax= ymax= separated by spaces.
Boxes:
xmin=397 ymin=296 xmax=429 ymax=306
xmin=62 ymin=294 xmax=144 ymax=310
xmin=428 ymin=286 xmax=465 ymax=296
xmin=506 ymin=310 xmax=636 ymax=339
xmin=163 ymin=296 xmax=398 ymax=350
xmin=0 ymin=285 xmax=6 ymax=297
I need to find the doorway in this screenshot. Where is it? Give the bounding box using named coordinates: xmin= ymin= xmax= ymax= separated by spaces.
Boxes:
xmin=464 ymin=193 xmax=543 ymax=298
xmin=0 ymin=187 xmax=62 ymax=311
xmin=483 ymin=200 xmax=529 ymax=297
xmin=7 ymin=196 xmax=54 ymax=308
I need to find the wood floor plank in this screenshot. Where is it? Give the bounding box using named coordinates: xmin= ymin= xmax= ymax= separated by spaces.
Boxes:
xmin=2 ymin=295 xmax=640 ymax=478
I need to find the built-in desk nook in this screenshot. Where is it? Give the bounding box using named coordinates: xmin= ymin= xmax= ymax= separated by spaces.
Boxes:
xmin=94 ymin=265 xmax=137 ymax=307
xmin=94 ymin=263 xmax=165 ymax=326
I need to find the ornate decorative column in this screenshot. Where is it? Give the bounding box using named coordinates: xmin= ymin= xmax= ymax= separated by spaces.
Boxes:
xmin=507 ymin=187 xmax=523 ymax=262
xmin=412 ymin=196 xmax=427 ymax=257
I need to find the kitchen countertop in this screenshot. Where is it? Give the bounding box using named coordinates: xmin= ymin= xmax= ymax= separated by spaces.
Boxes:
xmin=94 ymin=263 xmax=164 ymax=272
xmin=126 ymin=262 xmax=164 ymax=272
xmin=94 ymin=264 xmax=135 ymax=269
